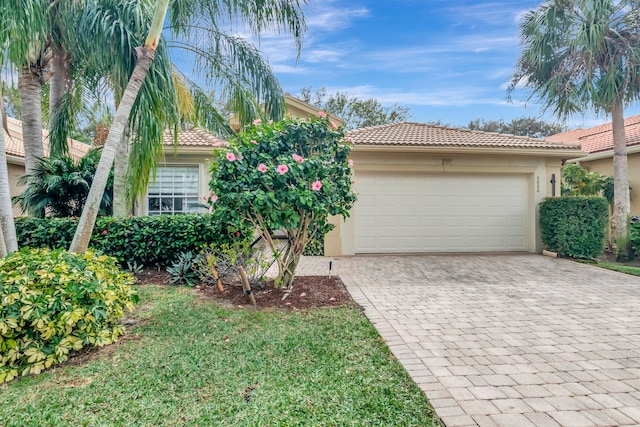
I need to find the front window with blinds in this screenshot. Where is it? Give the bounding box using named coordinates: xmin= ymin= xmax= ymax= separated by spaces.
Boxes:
xmin=147 ymin=166 xmax=200 ymax=215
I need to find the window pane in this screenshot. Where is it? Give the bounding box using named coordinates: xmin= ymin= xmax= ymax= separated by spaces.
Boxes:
xmin=146 ymin=166 xmax=199 ymax=215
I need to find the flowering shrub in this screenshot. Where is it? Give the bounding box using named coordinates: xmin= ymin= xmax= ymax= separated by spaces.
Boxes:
xmin=209 ymin=116 xmax=356 ymax=288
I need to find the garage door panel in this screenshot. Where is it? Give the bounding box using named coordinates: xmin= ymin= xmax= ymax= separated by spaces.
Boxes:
xmin=355 ymin=174 xmax=529 ymax=253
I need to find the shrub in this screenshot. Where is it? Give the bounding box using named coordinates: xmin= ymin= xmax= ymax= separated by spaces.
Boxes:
xmin=539 ymin=197 xmax=609 ymax=259
xmin=15 ymin=214 xmax=248 ymax=268
xmin=0 ymin=248 xmax=137 ymax=383
xmin=208 ymin=116 xmax=356 ymax=288
xmin=629 ymin=222 xmax=640 ymax=257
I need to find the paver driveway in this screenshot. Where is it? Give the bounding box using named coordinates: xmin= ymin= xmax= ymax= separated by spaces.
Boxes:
xmin=297 ymin=254 xmax=640 ymax=427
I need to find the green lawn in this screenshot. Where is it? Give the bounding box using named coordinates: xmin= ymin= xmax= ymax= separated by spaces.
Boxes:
xmin=587 ymin=260 xmax=640 ymax=276
xmin=0 ymin=285 xmax=442 ymax=427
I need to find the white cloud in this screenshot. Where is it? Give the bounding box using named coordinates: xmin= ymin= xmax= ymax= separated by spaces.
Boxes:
xmin=304 ymin=3 xmax=369 ymax=32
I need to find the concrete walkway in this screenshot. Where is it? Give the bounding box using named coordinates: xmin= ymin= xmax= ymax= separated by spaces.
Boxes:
xmin=297 ymin=255 xmax=640 ymax=427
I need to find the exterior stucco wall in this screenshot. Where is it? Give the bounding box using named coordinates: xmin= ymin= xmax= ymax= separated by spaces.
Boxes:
xmin=8 ymin=162 xmax=25 ymax=217
xmin=578 ymin=156 xmax=640 ymax=214
xmin=324 ymin=150 xmax=562 ymax=256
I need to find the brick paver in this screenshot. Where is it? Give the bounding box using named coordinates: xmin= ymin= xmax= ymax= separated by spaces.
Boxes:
xmin=297 ymin=255 xmax=640 ymax=426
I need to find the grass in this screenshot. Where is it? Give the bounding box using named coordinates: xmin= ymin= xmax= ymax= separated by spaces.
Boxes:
xmin=586 ymin=260 xmax=640 ymax=276
xmin=0 ymin=285 xmax=442 ymax=427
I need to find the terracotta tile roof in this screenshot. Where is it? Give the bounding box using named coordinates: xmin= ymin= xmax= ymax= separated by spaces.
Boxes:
xmin=547 ymin=114 xmax=640 ymax=154
xmin=346 ymin=122 xmax=582 ymax=151
xmin=163 ymin=127 xmax=227 ymax=147
xmin=4 ymin=117 xmax=90 ymax=160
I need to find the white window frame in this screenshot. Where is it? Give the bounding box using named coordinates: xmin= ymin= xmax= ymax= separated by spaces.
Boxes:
xmin=147 ymin=166 xmax=201 ymax=215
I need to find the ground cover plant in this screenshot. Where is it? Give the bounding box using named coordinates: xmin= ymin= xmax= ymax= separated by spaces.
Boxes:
xmin=0 ymin=285 xmax=442 ymax=427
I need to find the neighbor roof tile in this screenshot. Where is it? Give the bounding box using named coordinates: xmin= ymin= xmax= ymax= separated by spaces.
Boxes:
xmin=547 ymin=114 xmax=640 ymax=154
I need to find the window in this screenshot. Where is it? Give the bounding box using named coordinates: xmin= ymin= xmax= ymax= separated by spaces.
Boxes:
xmin=147 ymin=166 xmax=200 ymax=215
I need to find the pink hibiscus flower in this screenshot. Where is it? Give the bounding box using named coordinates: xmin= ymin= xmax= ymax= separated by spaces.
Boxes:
xmin=348 ymin=159 xmax=354 ymax=167
xmin=292 ymin=154 xmax=304 ymax=163
xmin=330 ymin=121 xmax=338 ymax=129
xmin=253 ymin=119 xmax=261 ymax=125
xmin=257 ymin=163 xmax=267 ymax=173
xmin=319 ymin=111 xmax=327 ymax=118
xmin=277 ymin=164 xmax=289 ymax=175
xmin=226 ymin=152 xmax=236 ymax=162
xmin=211 ymin=194 xmax=218 ymax=203
xmin=250 ymin=139 xmax=258 ymax=145
xmin=312 ymin=180 xmax=322 ymax=191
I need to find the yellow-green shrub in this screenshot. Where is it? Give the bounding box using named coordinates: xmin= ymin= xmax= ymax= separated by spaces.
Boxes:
xmin=0 ymin=248 xmax=138 ymax=383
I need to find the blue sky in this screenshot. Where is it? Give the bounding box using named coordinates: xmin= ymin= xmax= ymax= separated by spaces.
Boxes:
xmin=255 ymin=0 xmax=640 ymax=130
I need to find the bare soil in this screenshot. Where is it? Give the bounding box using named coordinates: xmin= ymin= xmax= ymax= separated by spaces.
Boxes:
xmin=134 ymin=269 xmax=353 ymax=310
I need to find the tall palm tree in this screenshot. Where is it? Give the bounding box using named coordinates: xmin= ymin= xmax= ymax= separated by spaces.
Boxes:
xmin=69 ymin=0 xmax=307 ymax=253
xmin=509 ymin=0 xmax=640 ymax=257
xmin=0 ymin=85 xmax=18 ymax=254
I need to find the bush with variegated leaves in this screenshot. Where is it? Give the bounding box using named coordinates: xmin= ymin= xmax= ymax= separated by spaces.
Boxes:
xmin=0 ymin=248 xmax=137 ymax=383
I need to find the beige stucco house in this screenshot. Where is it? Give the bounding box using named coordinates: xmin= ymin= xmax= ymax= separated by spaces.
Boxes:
xmin=324 ymin=123 xmax=582 ymax=256
xmin=3 ymin=117 xmax=91 ymax=216
xmin=548 ymin=115 xmax=640 ymax=213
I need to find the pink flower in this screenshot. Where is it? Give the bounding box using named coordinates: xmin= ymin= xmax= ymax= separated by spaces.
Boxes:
xmin=277 ymin=164 xmax=289 ymax=175
xmin=208 ymin=206 xmax=213 ymax=213
xmin=226 ymin=152 xmax=236 ymax=162
xmin=319 ymin=111 xmax=327 ymax=118
xmin=257 ymin=163 xmax=267 ymax=173
xmin=250 ymin=139 xmax=258 ymax=145
xmin=292 ymin=154 xmax=304 ymax=163
xmin=312 ymin=180 xmax=322 ymax=191
xmin=348 ymin=159 xmax=354 ymax=167
xmin=201 ymin=195 xmax=207 ymax=201
xmin=253 ymin=119 xmax=261 ymax=125
xmin=330 ymin=121 xmax=338 ymax=129
xmin=344 ymin=136 xmax=354 ymax=144
xmin=211 ymin=194 xmax=218 ymax=203
xmin=102 ymin=230 xmax=108 ymax=235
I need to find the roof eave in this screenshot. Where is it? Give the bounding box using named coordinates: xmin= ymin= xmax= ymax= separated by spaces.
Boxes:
xmin=567 ymin=143 xmax=640 ymax=163
xmin=353 ymin=144 xmax=585 ymax=159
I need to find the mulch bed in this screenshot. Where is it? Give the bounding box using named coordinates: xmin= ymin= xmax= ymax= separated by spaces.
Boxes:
xmin=134 ymin=269 xmax=353 ymax=310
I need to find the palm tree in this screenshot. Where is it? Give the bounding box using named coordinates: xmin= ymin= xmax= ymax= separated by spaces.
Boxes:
xmin=69 ymin=0 xmax=307 ymax=253
xmin=509 ymin=0 xmax=640 ymax=258
xmin=13 ymin=149 xmax=113 ymax=218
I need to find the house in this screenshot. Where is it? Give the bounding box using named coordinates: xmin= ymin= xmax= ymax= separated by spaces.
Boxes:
xmin=323 ymin=123 xmax=583 ymax=256
xmin=547 ymin=115 xmax=640 ymax=213
xmin=3 ymin=117 xmax=91 ymax=216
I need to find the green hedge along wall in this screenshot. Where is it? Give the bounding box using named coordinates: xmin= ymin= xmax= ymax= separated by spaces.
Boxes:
xmin=539 ymin=196 xmax=608 ymax=259
xmin=15 ymin=215 xmax=248 ymax=267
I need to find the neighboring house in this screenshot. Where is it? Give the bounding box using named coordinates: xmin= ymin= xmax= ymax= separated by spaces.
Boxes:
xmin=144 ymin=94 xmax=343 ymax=216
xmin=323 ymin=123 xmax=582 ymax=256
xmin=3 ymin=117 xmax=91 ymax=216
xmin=548 ymin=115 xmax=640 ymax=213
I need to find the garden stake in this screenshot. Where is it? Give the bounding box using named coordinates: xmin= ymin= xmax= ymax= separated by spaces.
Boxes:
xmin=238 ymin=266 xmax=257 ymax=306
xmin=207 ymin=255 xmax=225 ymax=293
xmin=328 ymin=261 xmax=333 ymax=279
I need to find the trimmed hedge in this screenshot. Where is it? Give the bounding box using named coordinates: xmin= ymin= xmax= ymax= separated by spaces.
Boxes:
xmin=15 ymin=214 xmax=248 ymax=267
xmin=630 ymin=222 xmax=640 ymax=257
xmin=539 ymin=196 xmax=609 ymax=259
xmin=0 ymin=248 xmax=137 ymax=383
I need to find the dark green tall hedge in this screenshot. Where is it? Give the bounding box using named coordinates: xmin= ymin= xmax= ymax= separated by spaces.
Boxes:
xmin=15 ymin=215 xmax=248 ymax=267
xmin=539 ymin=197 xmax=608 ymax=259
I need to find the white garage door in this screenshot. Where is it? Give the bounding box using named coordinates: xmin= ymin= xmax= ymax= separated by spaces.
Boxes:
xmin=355 ymin=173 xmax=529 ymax=253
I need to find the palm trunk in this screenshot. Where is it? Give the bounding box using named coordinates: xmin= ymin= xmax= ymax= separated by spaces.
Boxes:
xmin=69 ymin=0 xmax=169 ymax=253
xmin=113 ymin=130 xmax=130 ymax=217
xmin=18 ymin=65 xmax=44 ymax=177
xmin=0 ymin=83 xmax=18 ymax=253
xmin=49 ymin=46 xmax=70 ymax=121
xmin=611 ymin=97 xmax=631 ymax=258
xmin=69 ymin=48 xmax=156 ymax=252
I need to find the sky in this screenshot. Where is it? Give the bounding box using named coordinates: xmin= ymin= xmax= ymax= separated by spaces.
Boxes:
xmin=253 ymin=0 xmax=640 ymax=130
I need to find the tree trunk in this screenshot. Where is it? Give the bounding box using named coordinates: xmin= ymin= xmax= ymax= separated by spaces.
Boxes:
xmin=611 ymin=97 xmax=631 ymax=259
xmin=69 ymin=48 xmax=156 ymax=253
xmin=113 ymin=130 xmax=130 ymax=217
xmin=49 ymin=46 xmax=70 ymax=122
xmin=0 ymin=83 xmax=18 ymax=253
xmin=70 ymin=0 xmax=168 ymax=253
xmin=281 ymin=252 xmax=301 ymax=289
xmin=18 ymin=65 xmax=44 ymax=177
